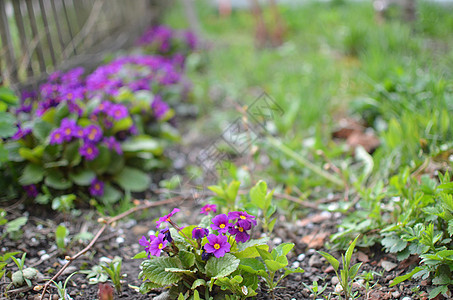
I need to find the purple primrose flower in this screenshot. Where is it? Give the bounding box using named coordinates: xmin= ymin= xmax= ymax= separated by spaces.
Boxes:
xmin=89 ymin=178 xmax=104 ymax=197
xmin=200 ymin=204 xmax=217 ymax=215
xmin=156 ymin=208 xmax=180 ymax=228
xmin=49 ymin=129 xmax=64 ymax=145
xmin=83 ymin=124 xmax=103 ymax=143
xmin=192 ymin=227 xmax=209 ymax=239
xmin=139 ymin=235 xmax=156 ymax=258
xmin=210 ymin=214 xmax=230 ymax=234
xmin=160 ymin=227 xmax=173 ymax=243
xmin=229 ymin=221 xmax=252 ymax=243
xmin=24 ymin=184 xmax=38 ymax=198
xmin=103 ymin=136 xmax=122 ymax=155
xmin=228 ymin=211 xmax=257 ymax=227
xmin=204 ymin=234 xmax=231 ymax=258
xmin=151 ymin=95 xmax=169 ymax=120
xmin=108 ymin=104 xmax=129 ymax=120
xmin=148 ymin=233 xmax=168 ymax=257
xmin=80 ymin=143 xmax=99 ymax=160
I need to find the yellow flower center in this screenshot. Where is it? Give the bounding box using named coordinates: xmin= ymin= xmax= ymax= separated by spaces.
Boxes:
xmin=158 ymin=243 xmax=163 ymax=249
xmin=95 ymin=183 xmax=100 ymax=190
xmin=214 ymin=243 xmax=220 ymax=250
xmin=238 ymin=227 xmax=244 ymax=232
xmin=65 ymin=128 xmax=71 ymax=135
xmin=219 ymin=224 xmax=225 ymax=229
xmin=205 ymin=207 xmax=211 ymax=211
xmin=240 ymin=216 xmax=246 ymax=220
xmin=87 ymin=148 xmax=93 ymax=154
xmin=55 ymin=133 xmax=61 ymax=139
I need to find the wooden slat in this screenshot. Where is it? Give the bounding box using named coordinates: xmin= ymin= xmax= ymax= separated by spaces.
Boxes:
xmin=26 ymin=0 xmax=47 ymax=72
xmin=0 ymin=0 xmax=18 ymax=83
xmin=38 ymin=0 xmax=57 ymax=67
xmin=12 ymin=1 xmax=34 ymax=78
xmin=50 ymin=0 xmax=67 ymax=60
xmin=62 ymin=0 xmax=77 ymax=55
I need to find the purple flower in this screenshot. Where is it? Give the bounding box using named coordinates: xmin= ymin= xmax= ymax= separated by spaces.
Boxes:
xmin=12 ymin=126 xmax=32 ymax=140
xmin=201 ymin=250 xmax=212 ymax=261
xmin=60 ymin=118 xmax=78 ymax=142
xmin=89 ymin=178 xmax=104 ymax=197
xmin=160 ymin=227 xmax=173 ymax=243
xmin=24 ymin=185 xmax=38 ymax=197
xmin=200 ymin=204 xmax=217 ymax=215
xmin=156 ymin=208 xmax=180 ymax=228
xmin=83 ymin=124 xmax=103 ymax=143
xmin=103 ymin=136 xmax=122 ymax=155
xmin=204 ymin=234 xmax=231 ymax=258
xmin=151 ymin=95 xmax=169 ymax=120
xmin=108 ymin=104 xmax=128 ymax=120
xmin=139 ymin=235 xmax=156 ymax=258
xmin=93 ymin=101 xmax=112 ymax=115
xmin=49 ymin=129 xmax=65 ymax=145
xmin=192 ymin=227 xmax=209 ymax=239
xmin=148 ymin=233 xmax=168 ymax=257
xmin=228 ymin=211 xmax=257 ymax=227
xmin=80 ymin=143 xmax=99 ymax=160
xmin=229 ymin=221 xmax=252 ymax=243
xmin=210 ymin=214 xmax=230 ymax=234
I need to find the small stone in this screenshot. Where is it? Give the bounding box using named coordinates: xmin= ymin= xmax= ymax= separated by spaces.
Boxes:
xmin=308 ymin=255 xmax=323 ymax=268
xmin=38 ymin=250 xmax=46 ymax=256
xmin=331 ymin=276 xmax=339 ymax=285
xmin=401 ymin=297 xmax=412 ymax=300
xmin=99 ymin=256 xmax=112 ymax=264
xmin=273 ymin=237 xmax=282 ymax=244
xmin=52 ymin=295 xmax=59 ymax=300
xmin=324 ymin=265 xmax=335 ymax=273
xmin=116 ymin=237 xmax=125 ymax=244
xmin=27 ymin=295 xmax=34 ymax=300
xmin=392 ymin=291 xmax=401 ymax=298
xmin=81 ymin=284 xmax=87 ymax=289
xmin=291 ymin=261 xmax=300 ymax=268
xmin=41 ymin=254 xmax=50 ymax=261
xmin=297 ymin=253 xmax=306 ymax=261
xmin=334 ymin=283 xmax=343 ymax=293
xmin=381 ymin=260 xmax=397 ymax=272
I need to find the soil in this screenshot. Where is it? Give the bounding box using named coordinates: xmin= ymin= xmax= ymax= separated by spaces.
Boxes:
xmin=0 ymin=200 xmax=434 ymax=300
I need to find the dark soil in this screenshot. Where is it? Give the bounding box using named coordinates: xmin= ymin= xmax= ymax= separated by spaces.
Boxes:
xmin=0 ymin=200 xmax=433 ymax=300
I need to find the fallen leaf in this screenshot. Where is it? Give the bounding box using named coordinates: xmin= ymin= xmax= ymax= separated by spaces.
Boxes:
xmin=300 ymin=232 xmax=330 ymax=249
xmin=356 ymin=251 xmax=370 ymax=263
xmin=380 ymin=260 xmax=398 ymax=272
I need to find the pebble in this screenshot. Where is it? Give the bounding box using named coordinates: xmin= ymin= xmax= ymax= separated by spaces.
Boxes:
xmin=401 ymin=297 xmax=412 ymax=300
xmin=392 ymin=291 xmax=401 ymax=298
xmin=41 ymin=254 xmax=50 ymax=261
xmin=81 ymin=284 xmax=87 ymax=289
xmin=331 ymin=276 xmax=339 ymax=285
xmin=116 ymin=237 xmax=125 ymax=244
xmin=52 ymin=295 xmax=59 ymax=300
xmin=297 ymin=253 xmax=306 ymax=261
xmin=273 ymin=237 xmax=282 ymax=244
xmin=381 ymin=260 xmax=398 ymax=272
xmin=334 ymin=283 xmax=343 ymax=293
xmin=99 ymin=256 xmax=112 ymax=264
xmin=38 ymin=250 xmax=47 ymax=256
xmin=291 ymin=261 xmax=300 ymax=268
xmin=36 ymin=224 xmax=44 ymax=230
xmin=308 ymin=255 xmax=323 ymax=268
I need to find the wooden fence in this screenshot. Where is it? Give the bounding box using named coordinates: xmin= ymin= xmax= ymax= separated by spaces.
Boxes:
xmin=0 ymin=0 xmax=160 ymax=88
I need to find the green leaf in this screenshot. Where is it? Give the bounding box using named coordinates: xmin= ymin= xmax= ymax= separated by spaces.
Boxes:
xmin=113 ymin=167 xmax=150 ymax=192
xmin=140 ymin=257 xmax=183 ymax=285
xmin=207 ymin=185 xmax=225 ymax=198
xmin=381 ymin=235 xmax=407 ymax=253
xmin=234 ymin=238 xmax=269 ymax=258
xmin=191 ymin=279 xmax=206 ymax=290
xmin=349 ymin=262 xmax=362 ymax=279
xmin=0 ymin=87 xmax=18 ymax=106
xmin=45 ymin=170 xmax=73 ymax=190
xmin=282 ymin=267 xmax=305 ymax=278
xmin=206 ymin=253 xmax=240 ymax=280
xmin=250 ymin=180 xmax=268 ymax=210
xmin=179 ymin=250 xmax=195 ymax=269
xmin=238 ymin=258 xmax=266 ymax=274
xmin=268 ymin=218 xmax=277 ymax=233
xmin=0 ymin=112 xmax=17 ymax=138
xmin=86 ymin=145 xmax=111 ymax=173
xmin=122 ymin=135 xmax=162 ymax=155
xmin=272 ymin=243 xmax=294 ymax=259
xmin=132 ymin=251 xmax=148 ymax=259
xmin=139 ymin=282 xmax=163 ymax=294
xmin=256 ymin=247 xmax=274 ymax=261
xmin=429 ymin=285 xmax=448 ymax=299
xmin=318 ymin=251 xmax=340 ymax=272
xmin=19 ymin=164 xmax=45 ymax=185
xmin=63 ymin=141 xmax=81 ymax=166
xmin=112 ymin=117 xmax=133 ymax=133
xmin=69 ymin=169 xmax=96 ymax=186
xmin=55 ymin=225 xmax=68 ymax=249
xmin=33 ymin=119 xmax=53 ymax=142
xmin=6 ymin=217 xmax=28 ymax=233
xmin=99 ymin=184 xmax=122 ymax=204
xmin=345 ymin=235 xmax=360 ymax=269
xmin=165 ymin=268 xmax=196 ymax=274
xmin=264 ymin=257 xmax=288 ymax=273
xmin=226 ymin=180 xmax=240 ymax=202
xmin=389 ymin=267 xmax=423 ymax=287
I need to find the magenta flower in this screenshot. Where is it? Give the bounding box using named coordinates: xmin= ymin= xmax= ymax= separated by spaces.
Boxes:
xmin=80 ymin=143 xmax=99 ymax=160
xmin=103 ymin=136 xmax=122 ymax=155
xmin=139 ymin=235 xmax=156 ymax=258
xmin=49 ymin=129 xmax=64 ymax=145
xmin=108 ymin=104 xmax=129 ymax=120
xmin=12 ymin=126 xmax=32 ymax=141
xmin=228 ymin=211 xmax=257 ymax=227
xmin=151 ymin=95 xmax=169 ymax=120
xmin=160 ymin=227 xmax=173 ymax=243
xmin=148 ymin=233 xmax=168 ymax=257
xmin=83 ymin=124 xmax=103 ymax=143
xmin=210 ymin=214 xmax=230 ymax=234
xmin=200 ymin=204 xmax=217 ymax=215
xmin=93 ymin=101 xmax=112 ymax=115
xmin=24 ymin=185 xmax=38 ymax=197
xmin=192 ymin=227 xmax=209 ymax=239
xmin=60 ymin=118 xmax=78 ymax=142
xmin=89 ymin=178 xmax=104 ymax=197
xmin=204 ymin=234 xmax=231 ymax=258
xmin=229 ymin=221 xmax=252 ymax=243
xmin=156 ymin=208 xmax=180 ymax=228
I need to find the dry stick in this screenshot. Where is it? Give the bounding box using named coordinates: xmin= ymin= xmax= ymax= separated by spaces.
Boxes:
xmin=39 ymin=196 xmax=183 ymax=299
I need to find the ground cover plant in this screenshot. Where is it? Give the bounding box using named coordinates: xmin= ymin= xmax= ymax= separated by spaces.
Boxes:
xmin=2 ymin=0 xmax=453 ymax=299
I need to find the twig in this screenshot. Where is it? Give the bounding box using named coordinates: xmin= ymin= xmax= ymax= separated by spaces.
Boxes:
xmin=38 ymin=197 xmax=182 ymax=299
xmin=6 ymin=285 xmax=32 ymax=295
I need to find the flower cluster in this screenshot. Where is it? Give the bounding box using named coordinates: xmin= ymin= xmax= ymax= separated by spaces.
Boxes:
xmin=136 ymin=25 xmax=198 ymax=57
xmin=139 ymin=208 xmax=256 ymax=260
